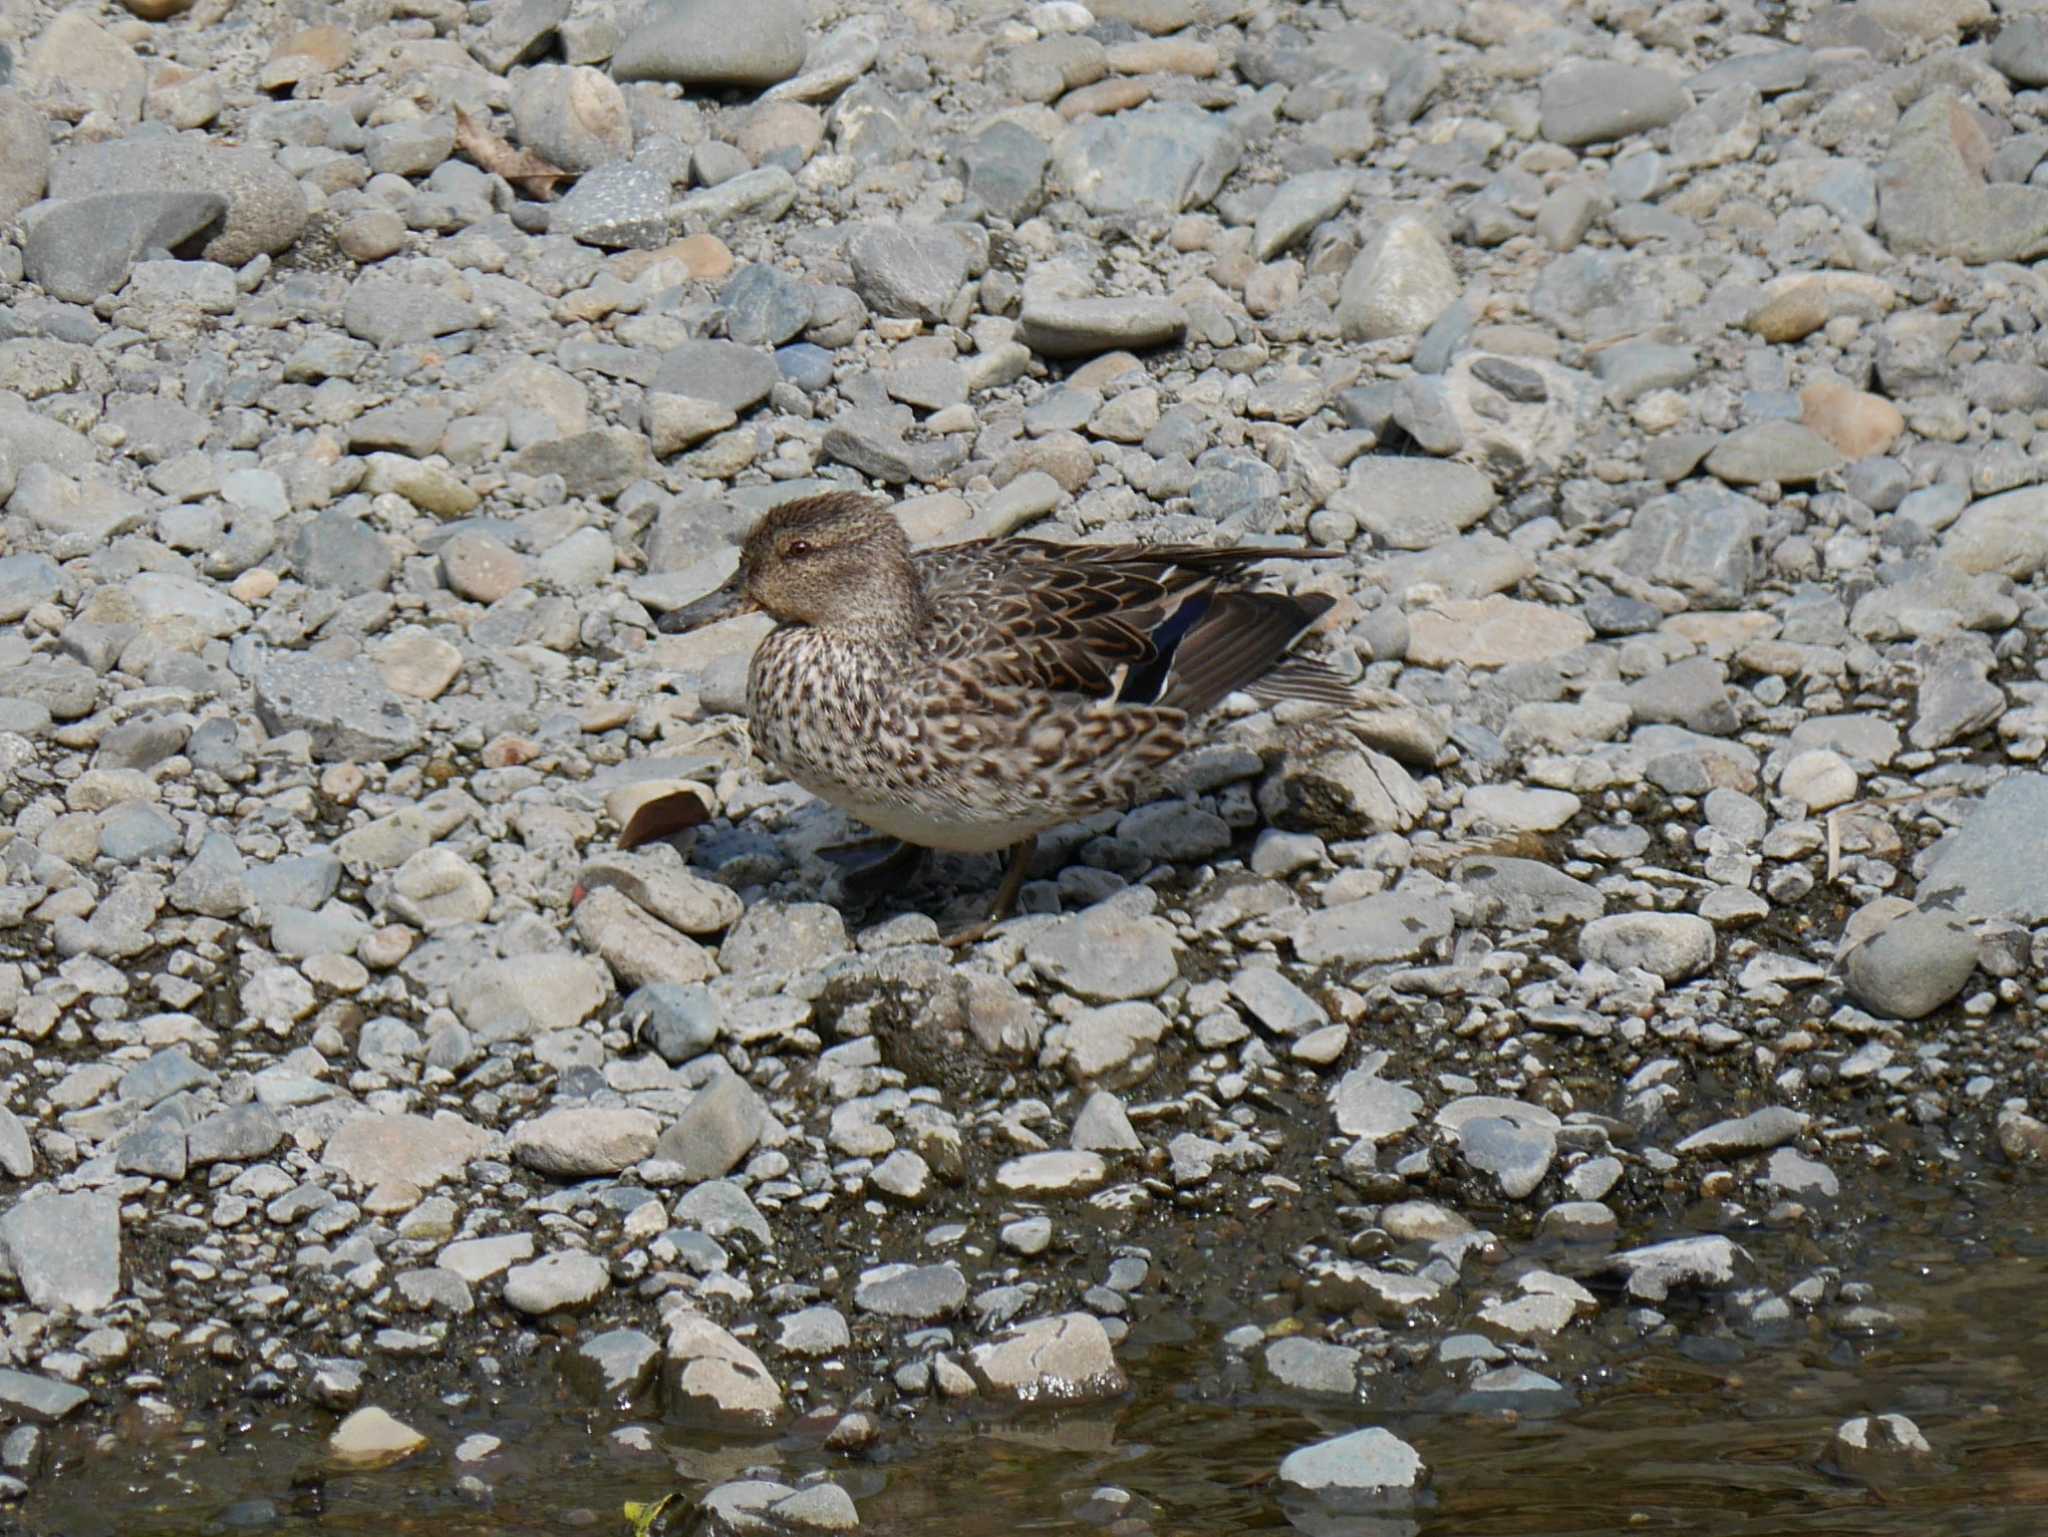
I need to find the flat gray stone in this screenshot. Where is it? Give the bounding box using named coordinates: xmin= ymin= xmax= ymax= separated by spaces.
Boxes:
xmin=0 ymin=555 xmax=61 ymax=623
xmin=1919 ymin=775 xmax=2048 ymax=923
xmin=1540 ymin=62 xmax=1691 ymax=146
xmin=0 ymin=1370 xmax=89 ymax=1425
xmin=1018 ymin=294 xmax=1187 ymax=358
xmin=23 ymin=191 xmax=226 ymax=304
xmin=956 ymin=119 xmax=1047 ymax=222
xmin=847 ymin=224 xmax=969 ymax=322
xmin=0 ymin=90 xmax=51 ymax=222
xmin=1333 ymin=456 xmax=1492 ymax=549
xmin=1843 ymin=907 xmax=1980 ymax=1019
xmin=1579 ymin=912 xmax=1715 ymax=981
xmin=503 ymin=1250 xmax=611 ymax=1314
xmin=1050 ymin=103 xmax=1241 ymax=216
xmin=1877 ymin=90 xmax=2048 ymax=262
xmin=1455 ymin=856 xmax=1603 ymax=927
xmin=1253 ymin=168 xmax=1353 ymax=261
xmin=654 ymin=1072 xmax=771 ymax=1181
xmin=652 ymin=339 xmax=778 ymax=413
xmin=1704 ymin=420 xmax=1846 ymax=486
xmin=1675 ymin=1105 xmax=1809 ymax=1157
xmin=853 ymin=1261 xmax=965 ymax=1319
xmin=1025 ymin=905 xmax=1179 ymax=1002
xmin=613 ymin=0 xmax=807 ymax=88
xmin=252 ymin=654 xmax=421 ymax=764
xmin=551 ymin=161 xmax=668 ymax=249
xmin=0 ymin=1192 xmax=120 ymax=1312
xmin=1294 ymin=891 xmax=1454 ymax=967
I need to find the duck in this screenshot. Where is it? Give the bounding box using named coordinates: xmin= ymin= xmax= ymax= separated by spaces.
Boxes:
xmin=659 ymin=491 xmax=1352 ymax=942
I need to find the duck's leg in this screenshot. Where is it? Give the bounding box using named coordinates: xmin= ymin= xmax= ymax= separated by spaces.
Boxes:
xmin=831 ymin=837 xmax=929 ymax=896
xmin=945 ymin=835 xmax=1038 ymax=949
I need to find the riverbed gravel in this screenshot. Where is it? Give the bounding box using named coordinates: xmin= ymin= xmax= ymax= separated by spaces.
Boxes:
xmin=0 ymin=0 xmax=2044 ymax=1528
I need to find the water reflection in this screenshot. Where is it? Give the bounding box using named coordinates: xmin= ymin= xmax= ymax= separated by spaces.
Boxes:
xmin=24 ymin=1171 xmax=2048 ymax=1537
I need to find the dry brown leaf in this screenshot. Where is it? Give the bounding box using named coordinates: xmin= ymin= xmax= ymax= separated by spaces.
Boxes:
xmin=453 ymin=106 xmax=574 ymax=201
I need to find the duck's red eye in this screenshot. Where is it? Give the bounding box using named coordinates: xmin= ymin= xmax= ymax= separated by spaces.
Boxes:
xmin=785 ymin=539 xmax=813 ymax=558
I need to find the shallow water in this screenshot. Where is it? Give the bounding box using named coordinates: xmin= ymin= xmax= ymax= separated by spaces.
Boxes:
xmin=23 ymin=1165 xmax=2048 ymax=1537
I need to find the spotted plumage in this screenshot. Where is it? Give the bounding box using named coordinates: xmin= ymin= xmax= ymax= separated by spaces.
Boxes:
xmin=660 ymin=492 xmax=1354 ymax=939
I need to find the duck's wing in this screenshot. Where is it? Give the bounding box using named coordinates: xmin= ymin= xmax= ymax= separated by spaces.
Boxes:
xmin=916 ymin=540 xmax=1350 ymax=715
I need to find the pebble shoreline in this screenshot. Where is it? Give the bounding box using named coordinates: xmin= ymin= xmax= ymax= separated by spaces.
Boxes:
xmin=0 ymin=0 xmax=2045 ymax=1526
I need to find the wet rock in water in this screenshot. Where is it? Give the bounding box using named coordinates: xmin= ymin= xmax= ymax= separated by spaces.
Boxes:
xmin=502 ymin=1251 xmax=611 ymax=1314
xmin=994 ymin=1150 xmax=1106 ymax=1196
xmin=1825 ymin=1414 xmax=1937 ymax=1482
xmin=329 ymin=1406 xmax=427 ymax=1467
xmin=1275 ymin=1426 xmax=1429 ymax=1512
xmin=564 ymin=1328 xmax=661 ymax=1404
xmin=1439 ymin=1097 xmax=1560 ymax=1200
xmin=1607 ymin=1235 xmax=1752 ymax=1302
xmin=1452 ymin=1364 xmax=1579 ymax=1416
xmin=1263 ymin=1336 xmax=1361 ymax=1396
xmin=663 ymin=1311 xmax=785 ymax=1425
xmin=1331 ymin=1068 xmax=1423 ymax=1142
xmin=1997 ymin=1107 xmax=2048 ymax=1163
xmin=702 ymin=1479 xmax=860 ymax=1532
xmin=854 ymin=1262 xmax=966 ymax=1320
xmin=968 ymin=1312 xmax=1128 ymax=1405
xmin=1674 ymin=1106 xmax=1809 ymax=1157
xmin=0 ymin=1369 xmax=90 ymax=1425
xmin=1766 ymin=1149 xmax=1840 ymax=1199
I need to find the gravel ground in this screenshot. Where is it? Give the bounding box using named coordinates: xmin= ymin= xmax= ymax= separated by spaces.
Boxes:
xmin=0 ymin=0 xmax=2046 ymax=1527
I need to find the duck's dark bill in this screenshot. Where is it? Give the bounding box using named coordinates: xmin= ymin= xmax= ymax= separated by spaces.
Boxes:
xmin=657 ymin=575 xmax=749 ymax=634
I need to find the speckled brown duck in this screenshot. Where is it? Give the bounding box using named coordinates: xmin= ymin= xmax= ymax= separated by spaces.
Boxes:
xmin=661 ymin=491 xmax=1353 ymax=942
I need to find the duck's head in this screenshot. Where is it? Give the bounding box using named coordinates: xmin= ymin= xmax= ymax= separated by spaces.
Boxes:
xmin=658 ymin=492 xmax=923 ymax=636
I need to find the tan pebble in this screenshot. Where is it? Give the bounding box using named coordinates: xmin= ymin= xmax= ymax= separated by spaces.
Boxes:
xmin=481 ymin=734 xmax=538 ymax=768
xmin=229 ymin=568 xmax=279 ymax=603
xmin=1746 ymin=283 xmax=1828 ymax=343
xmin=321 ymin=762 xmax=367 ymax=804
xmin=360 ymin=925 xmax=417 ymax=970
xmin=1104 ymin=39 xmax=1219 ymax=76
xmin=1058 ymin=77 xmax=1154 ymax=120
xmin=578 ymin=698 xmax=635 ymax=732
xmin=270 ymin=23 xmax=350 ymax=72
xmin=1799 ymin=376 xmax=1904 ymax=459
